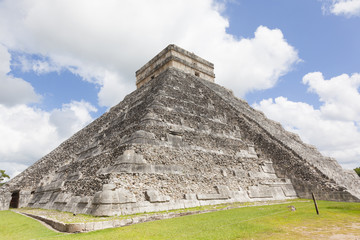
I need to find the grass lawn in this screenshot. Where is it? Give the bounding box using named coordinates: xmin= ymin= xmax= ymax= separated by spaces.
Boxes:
xmin=1 ymin=199 xmax=360 ymax=240
xmin=0 ymin=210 xmax=63 ymax=240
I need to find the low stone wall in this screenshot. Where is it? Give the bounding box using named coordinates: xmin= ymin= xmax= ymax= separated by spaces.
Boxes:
xmin=17 ymin=200 xmax=302 ymax=233
xmin=20 ymin=209 xmax=219 ymax=233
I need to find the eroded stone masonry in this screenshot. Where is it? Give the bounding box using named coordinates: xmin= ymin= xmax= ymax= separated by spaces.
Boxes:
xmin=1 ymin=45 xmax=359 ymax=216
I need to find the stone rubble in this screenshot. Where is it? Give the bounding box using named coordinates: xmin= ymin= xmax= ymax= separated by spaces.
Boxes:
xmin=1 ymin=60 xmax=359 ymax=216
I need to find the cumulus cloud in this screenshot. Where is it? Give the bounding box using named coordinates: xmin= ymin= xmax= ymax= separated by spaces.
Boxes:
xmin=15 ymin=55 xmax=62 ymax=75
xmin=0 ymin=101 xmax=96 ymax=177
xmin=212 ymin=26 xmax=299 ymax=96
xmin=97 ymin=71 xmax=135 ymax=107
xmin=323 ymin=0 xmax=360 ymax=17
xmin=49 ymin=100 xmax=97 ymax=138
xmin=0 ymin=0 xmax=300 ymax=177
xmin=254 ymin=72 xmax=360 ymax=169
xmin=0 ymin=0 xmax=299 ymax=107
xmin=303 ymin=72 xmax=360 ymax=121
xmin=0 ymin=44 xmax=40 ymax=106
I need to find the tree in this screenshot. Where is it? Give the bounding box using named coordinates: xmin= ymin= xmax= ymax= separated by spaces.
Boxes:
xmin=0 ymin=170 xmax=10 ymax=186
xmin=355 ymin=167 xmax=360 ymax=177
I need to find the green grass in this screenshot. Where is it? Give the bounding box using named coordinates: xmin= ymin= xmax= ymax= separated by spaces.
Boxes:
xmin=1 ymin=200 xmax=360 ymax=240
xmin=14 ymin=200 xmax=267 ymax=224
xmin=0 ymin=210 xmax=63 ymax=240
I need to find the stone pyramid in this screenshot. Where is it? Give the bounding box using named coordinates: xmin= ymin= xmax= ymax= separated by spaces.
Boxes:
xmin=1 ymin=45 xmax=359 ymax=216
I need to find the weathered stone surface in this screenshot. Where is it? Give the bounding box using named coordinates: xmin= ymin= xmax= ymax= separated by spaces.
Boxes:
xmin=145 ymin=190 xmax=170 ymax=203
xmin=116 ymin=150 xmax=147 ymax=164
xmin=197 ymin=194 xmax=229 ymax=200
xmin=281 ymin=185 xmax=298 ymax=197
xmin=67 ymin=172 xmax=83 ymax=181
xmin=261 ymin=163 xmax=275 ymax=174
xmin=248 ymin=186 xmax=273 ymax=199
xmin=1 ymin=45 xmax=359 ymax=215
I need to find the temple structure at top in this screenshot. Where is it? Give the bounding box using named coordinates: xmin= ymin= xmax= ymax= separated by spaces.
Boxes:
xmin=135 ymin=44 xmax=215 ymax=88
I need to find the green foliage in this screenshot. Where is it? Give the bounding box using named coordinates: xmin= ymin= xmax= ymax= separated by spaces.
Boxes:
xmin=355 ymin=167 xmax=360 ymax=177
xmin=0 ymin=169 xmax=10 ymax=186
xmin=2 ymin=200 xmax=360 ymax=240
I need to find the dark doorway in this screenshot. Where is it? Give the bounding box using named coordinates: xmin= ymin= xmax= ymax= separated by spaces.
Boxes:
xmin=9 ymin=191 xmax=19 ymax=208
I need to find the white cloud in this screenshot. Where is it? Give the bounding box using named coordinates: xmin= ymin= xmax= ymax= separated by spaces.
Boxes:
xmin=254 ymin=72 xmax=360 ymax=169
xmin=0 ymin=0 xmax=300 ymax=178
xmin=0 ymin=44 xmax=11 ymax=74
xmin=0 ymin=0 xmax=299 ymax=107
xmin=16 ymin=55 xmax=62 ymax=74
xmin=1 ymin=162 xmax=29 ymax=179
xmin=97 ymin=71 xmax=135 ymax=107
xmin=323 ymin=0 xmax=360 ymax=17
xmin=50 ymin=100 xmax=97 ymax=138
xmin=303 ymin=72 xmax=360 ymax=121
xmin=0 ymin=44 xmax=40 ymax=106
xmin=211 ymin=26 xmax=299 ymax=96
xmin=0 ymin=101 xmax=96 ymax=178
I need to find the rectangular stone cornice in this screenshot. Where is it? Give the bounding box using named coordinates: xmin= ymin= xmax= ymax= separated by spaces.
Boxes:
xmin=135 ymin=44 xmax=215 ymax=88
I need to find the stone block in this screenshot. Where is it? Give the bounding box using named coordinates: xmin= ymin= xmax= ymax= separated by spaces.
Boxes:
xmin=248 ymin=186 xmax=273 ymax=198
xmin=248 ymin=171 xmax=276 ymax=179
xmin=79 ymin=196 xmax=90 ymax=204
xmin=261 ymin=178 xmax=291 ymax=186
xmin=132 ymin=130 xmax=156 ymax=139
xmin=232 ymin=169 xmax=247 ymax=177
xmin=281 ymin=184 xmax=297 ymax=197
xmin=154 ymin=164 xmax=183 ymax=174
xmin=166 ymin=133 xmax=183 ymax=147
xmin=248 ymin=145 xmax=257 ymax=155
xmin=67 ymin=171 xmax=82 ymax=181
xmin=116 ymin=149 xmax=147 ymax=164
xmin=64 ymin=196 xmax=82 ymax=212
xmin=52 ymin=221 xmax=67 ymax=232
xmin=98 ymin=190 xmax=118 ymax=204
xmin=115 ymin=188 xmax=136 ymax=204
xmin=167 ymin=200 xmax=185 ymax=211
xmin=92 ymin=191 xmax=102 ymax=204
xmin=124 ymin=130 xmax=156 ymax=145
xmin=29 ymin=194 xmax=40 ymax=204
xmin=39 ymin=192 xmax=53 ymax=204
xmin=231 ymin=189 xmax=250 ymax=202
xmin=216 ymin=185 xmax=231 ymax=197
xmin=183 ymin=200 xmax=199 ymax=208
xmin=197 ymin=193 xmax=229 ymax=200
xmin=67 ymin=223 xmax=85 ymax=233
xmin=38 ymin=180 xmax=64 ymax=192
xmin=101 ymin=221 xmax=114 ymax=230
xmin=220 ymin=169 xmax=227 ymax=177
xmin=93 ymin=221 xmax=104 ymax=230
xmin=102 ymin=184 xmax=116 ymax=191
xmin=100 ymin=163 xmax=183 ymax=175
xmin=84 ymin=222 xmax=94 ymax=231
xmin=145 ymin=190 xmax=170 ymax=203
xmin=261 ymin=163 xmax=275 ymax=174
xmin=92 ymin=204 xmax=113 ymax=216
xmin=120 ymin=218 xmax=133 ymax=226
xmin=271 ymin=186 xmax=286 ymax=200
xmin=236 ymin=150 xmax=257 ymax=159
xmin=184 ymin=193 xmax=197 ymax=200
xmin=142 ymin=111 xmax=158 ymax=121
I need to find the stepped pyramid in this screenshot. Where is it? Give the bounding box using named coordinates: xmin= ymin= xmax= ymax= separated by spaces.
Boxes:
xmin=1 ymin=44 xmax=359 ymax=216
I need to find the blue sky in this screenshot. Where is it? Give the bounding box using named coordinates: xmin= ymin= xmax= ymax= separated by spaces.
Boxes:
xmin=0 ymin=0 xmax=359 ymax=178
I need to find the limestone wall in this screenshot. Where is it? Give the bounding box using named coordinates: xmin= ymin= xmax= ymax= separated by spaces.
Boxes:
xmin=1 ymin=68 xmax=358 ymax=216
xmin=198 ymin=75 xmax=360 ymax=202
xmin=136 ymin=44 xmax=215 ymax=88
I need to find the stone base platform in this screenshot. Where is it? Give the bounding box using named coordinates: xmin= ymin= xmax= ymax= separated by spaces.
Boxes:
xmin=13 ymin=199 xmax=304 ymax=233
